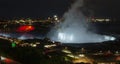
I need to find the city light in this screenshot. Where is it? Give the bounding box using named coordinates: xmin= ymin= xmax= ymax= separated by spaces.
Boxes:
xmin=44 ymin=44 xmax=56 ymax=48
xmin=1 ymin=56 xmax=6 ymax=60
xmin=91 ymin=18 xmax=111 ymax=22
xmin=32 ymin=44 xmax=37 ymax=47
xmin=11 ymin=43 xmax=16 ymax=48
xmin=62 ymin=49 xmax=72 ymax=53
xmin=54 ymin=15 xmax=57 ymax=18
xmin=67 ymin=54 xmax=74 ymax=58
xmin=79 ymin=54 xmax=85 ymax=57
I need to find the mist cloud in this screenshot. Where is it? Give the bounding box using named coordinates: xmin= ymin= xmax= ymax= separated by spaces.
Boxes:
xmin=48 ymin=0 xmax=116 ymax=43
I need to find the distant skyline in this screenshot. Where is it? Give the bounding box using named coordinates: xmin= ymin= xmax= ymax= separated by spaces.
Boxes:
xmin=0 ymin=0 xmax=119 ymax=19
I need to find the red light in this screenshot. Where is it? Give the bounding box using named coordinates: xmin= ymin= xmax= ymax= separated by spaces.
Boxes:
xmin=4 ymin=58 xmax=11 ymax=63
xmin=17 ymin=25 xmax=35 ymax=32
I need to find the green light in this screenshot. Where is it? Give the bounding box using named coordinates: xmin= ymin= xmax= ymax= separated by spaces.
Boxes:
xmin=12 ymin=43 xmax=16 ymax=48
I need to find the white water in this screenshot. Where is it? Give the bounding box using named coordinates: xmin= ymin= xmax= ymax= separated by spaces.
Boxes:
xmin=48 ymin=0 xmax=116 ymax=43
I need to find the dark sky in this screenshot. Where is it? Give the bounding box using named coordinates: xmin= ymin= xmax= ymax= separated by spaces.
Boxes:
xmin=0 ymin=0 xmax=72 ymax=19
xmin=85 ymin=0 xmax=120 ymax=18
xmin=0 ymin=0 xmax=120 ymax=19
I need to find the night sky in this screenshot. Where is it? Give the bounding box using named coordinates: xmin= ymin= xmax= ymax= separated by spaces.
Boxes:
xmin=0 ymin=0 xmax=119 ymax=19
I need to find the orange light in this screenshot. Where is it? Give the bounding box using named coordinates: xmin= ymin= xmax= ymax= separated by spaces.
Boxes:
xmin=17 ymin=25 xmax=35 ymax=32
